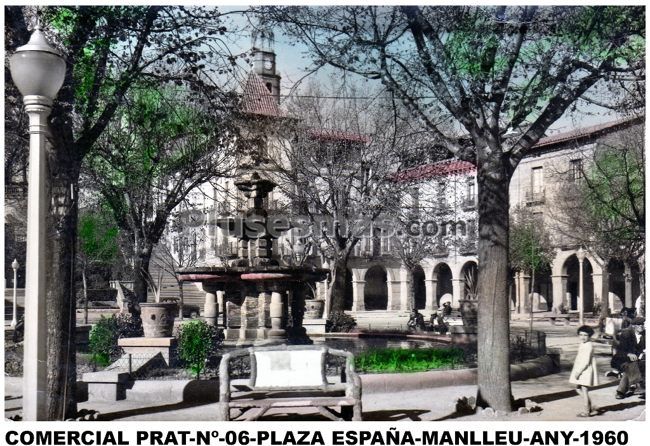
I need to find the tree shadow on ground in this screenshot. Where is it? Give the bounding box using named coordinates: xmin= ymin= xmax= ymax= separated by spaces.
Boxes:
xmin=593 ymin=400 xmax=645 ymax=415
xmin=524 ymin=381 xmax=618 ymax=405
xmin=97 ymin=400 xmax=216 ymax=421
xmin=243 ymin=409 xmax=429 ymax=421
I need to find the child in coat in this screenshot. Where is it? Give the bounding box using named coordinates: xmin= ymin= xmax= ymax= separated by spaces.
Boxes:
xmin=569 ymin=325 xmax=599 ymax=417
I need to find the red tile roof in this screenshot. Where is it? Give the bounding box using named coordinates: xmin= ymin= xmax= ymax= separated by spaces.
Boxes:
xmin=393 ymin=159 xmax=475 ymax=183
xmin=307 ymin=128 xmax=370 ymax=144
xmin=394 ymin=116 xmax=643 ymax=183
xmin=533 ymin=116 xmax=643 ymax=149
xmin=240 ymin=71 xmax=283 ymax=118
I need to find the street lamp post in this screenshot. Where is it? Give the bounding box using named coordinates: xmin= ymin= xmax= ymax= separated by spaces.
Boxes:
xmin=576 ymin=247 xmax=586 ymax=326
xmin=11 ymin=259 xmax=19 ymax=328
xmin=9 ymin=25 xmax=66 ymax=421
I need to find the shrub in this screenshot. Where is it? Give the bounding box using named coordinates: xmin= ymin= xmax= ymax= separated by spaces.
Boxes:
xmin=89 ymin=316 xmax=119 ymax=367
xmin=115 ymin=312 xmax=143 ymax=338
xmin=176 ymin=320 xmax=223 ymax=378
xmin=326 ymin=311 xmax=357 ymax=333
xmin=88 ymin=313 xmax=143 ymax=367
xmin=355 ymin=347 xmax=465 ymax=373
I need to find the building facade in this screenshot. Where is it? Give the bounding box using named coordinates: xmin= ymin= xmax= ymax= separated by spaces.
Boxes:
xmin=164 ymin=36 xmax=643 ymax=322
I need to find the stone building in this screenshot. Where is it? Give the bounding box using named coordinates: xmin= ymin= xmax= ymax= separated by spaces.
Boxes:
xmin=163 ymin=31 xmax=644 ymax=322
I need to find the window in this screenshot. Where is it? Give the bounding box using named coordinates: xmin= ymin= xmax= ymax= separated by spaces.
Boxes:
xmin=437 ymin=181 xmax=447 ymax=207
xmin=466 ymin=179 xmax=476 ymax=201
xmin=569 ymin=159 xmax=583 ymax=182
xmin=531 ymin=167 xmax=544 ymax=194
xmin=463 ymin=178 xmax=476 ymax=209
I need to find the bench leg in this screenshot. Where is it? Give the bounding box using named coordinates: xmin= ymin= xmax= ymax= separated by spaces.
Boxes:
xmin=216 ymin=403 xmax=230 ymax=421
xmin=352 ymin=402 xmax=363 ymax=421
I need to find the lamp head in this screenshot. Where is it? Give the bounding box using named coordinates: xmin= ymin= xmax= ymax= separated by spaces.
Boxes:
xmin=12 ymin=259 xmax=20 ymax=270
xmin=9 ymin=26 xmax=66 ymax=100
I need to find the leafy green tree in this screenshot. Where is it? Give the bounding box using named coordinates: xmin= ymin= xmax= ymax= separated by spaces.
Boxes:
xmin=77 ymin=206 xmax=119 ymax=324
xmin=83 ymin=86 xmax=236 ymax=310
xmin=5 ymin=5 xmax=241 ymax=419
xmin=554 ymin=123 xmax=645 ymax=316
xmin=265 ymin=5 xmax=644 ymax=410
xmin=509 ymin=206 xmax=555 ymax=334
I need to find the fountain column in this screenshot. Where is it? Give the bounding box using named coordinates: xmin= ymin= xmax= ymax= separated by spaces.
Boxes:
xmin=268 ymin=291 xmax=286 ymax=339
xmin=217 ymin=290 xmax=226 ymax=326
xmin=257 ymin=291 xmax=270 ymax=339
xmin=200 ymin=283 xmax=220 ymax=327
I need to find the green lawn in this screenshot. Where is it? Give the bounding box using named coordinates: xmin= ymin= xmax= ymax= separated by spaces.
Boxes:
xmin=355 ymin=347 xmax=466 ymax=373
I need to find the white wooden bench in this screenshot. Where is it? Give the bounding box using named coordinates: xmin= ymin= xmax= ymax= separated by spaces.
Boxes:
xmin=217 ymin=345 xmax=362 ymax=421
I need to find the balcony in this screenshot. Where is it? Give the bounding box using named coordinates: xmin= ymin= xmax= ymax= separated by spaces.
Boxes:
xmin=524 ymin=187 xmax=545 ymax=205
xmin=460 ymin=196 xmax=477 ymax=211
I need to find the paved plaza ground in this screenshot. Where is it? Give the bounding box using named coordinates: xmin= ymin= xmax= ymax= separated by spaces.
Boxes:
xmin=3 ymin=320 xmax=645 ymax=422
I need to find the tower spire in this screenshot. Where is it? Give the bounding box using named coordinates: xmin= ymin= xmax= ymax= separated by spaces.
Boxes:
xmin=251 ymin=21 xmax=281 ymax=104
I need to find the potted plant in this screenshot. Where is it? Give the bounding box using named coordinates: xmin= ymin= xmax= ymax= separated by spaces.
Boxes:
xmin=140 ymin=269 xmax=177 ymax=337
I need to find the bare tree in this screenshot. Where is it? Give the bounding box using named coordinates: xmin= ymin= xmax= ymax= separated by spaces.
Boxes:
xmin=271 ymin=82 xmax=413 ymax=315
xmin=509 ymin=206 xmax=555 ymax=335
xmin=151 ymin=214 xmax=204 ymax=319
xmin=264 ymin=5 xmax=645 ymax=410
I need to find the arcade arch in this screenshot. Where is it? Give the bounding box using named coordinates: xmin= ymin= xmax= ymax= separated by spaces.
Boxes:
xmin=364 ymin=265 xmax=388 ymax=310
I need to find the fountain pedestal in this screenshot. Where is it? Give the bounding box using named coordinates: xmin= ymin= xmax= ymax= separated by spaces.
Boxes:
xmin=177 ymin=169 xmax=327 ymax=345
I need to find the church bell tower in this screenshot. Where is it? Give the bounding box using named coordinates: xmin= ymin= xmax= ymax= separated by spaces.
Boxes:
xmin=251 ymin=27 xmax=281 ymax=104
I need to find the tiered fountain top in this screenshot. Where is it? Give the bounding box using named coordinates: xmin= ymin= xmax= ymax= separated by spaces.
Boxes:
xmin=177 ymin=165 xmax=326 ymax=285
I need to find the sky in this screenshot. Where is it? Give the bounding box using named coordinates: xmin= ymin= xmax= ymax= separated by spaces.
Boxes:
xmin=218 ymin=5 xmax=625 ymax=136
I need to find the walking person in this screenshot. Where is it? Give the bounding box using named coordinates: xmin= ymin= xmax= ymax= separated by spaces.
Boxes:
xmin=569 ymin=325 xmax=599 ymax=417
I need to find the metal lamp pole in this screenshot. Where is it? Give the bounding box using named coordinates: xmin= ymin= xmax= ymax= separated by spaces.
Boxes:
xmin=576 ymin=247 xmax=586 ymax=326
xmin=9 ymin=25 xmax=66 ymax=421
xmin=11 ymin=259 xmax=19 ymax=328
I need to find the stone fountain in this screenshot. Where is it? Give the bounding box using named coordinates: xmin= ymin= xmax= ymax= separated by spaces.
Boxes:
xmin=177 ymin=166 xmax=327 ymax=346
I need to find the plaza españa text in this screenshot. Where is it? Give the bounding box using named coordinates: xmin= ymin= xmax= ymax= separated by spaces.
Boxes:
xmin=5 ymin=429 xmax=630 ymax=446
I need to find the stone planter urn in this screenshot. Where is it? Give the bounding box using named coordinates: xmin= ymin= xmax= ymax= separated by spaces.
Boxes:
xmin=140 ymin=302 xmax=178 ymax=337
xmin=304 ymin=299 xmax=325 ymax=319
xmin=458 ymin=299 xmax=478 ymax=332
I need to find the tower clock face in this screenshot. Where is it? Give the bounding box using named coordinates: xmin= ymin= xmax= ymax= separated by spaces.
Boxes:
xmin=263 ymin=58 xmax=273 ymax=70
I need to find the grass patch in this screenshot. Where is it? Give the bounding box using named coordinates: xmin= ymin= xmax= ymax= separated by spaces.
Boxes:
xmin=355 ymin=347 xmax=466 ymax=373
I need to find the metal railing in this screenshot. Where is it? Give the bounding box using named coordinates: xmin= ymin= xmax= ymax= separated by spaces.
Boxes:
xmin=510 ymin=328 xmax=547 ymax=362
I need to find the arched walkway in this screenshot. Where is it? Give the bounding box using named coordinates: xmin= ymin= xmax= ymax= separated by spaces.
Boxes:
xmin=460 ymin=261 xmax=478 ymax=299
xmin=364 ymin=265 xmax=388 ymax=310
xmin=564 ymin=255 xmax=594 ymax=312
xmin=434 ymin=263 xmax=453 ymax=307
xmin=412 ymin=265 xmax=426 ymax=310
xmin=608 ymin=259 xmax=626 ymax=311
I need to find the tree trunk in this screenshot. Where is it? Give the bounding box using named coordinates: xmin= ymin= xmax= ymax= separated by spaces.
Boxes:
xmin=328 ymin=257 xmax=348 ymax=315
xmin=82 ymin=266 xmax=88 ymax=325
xmin=178 ymin=280 xmax=184 ymax=320
xmin=133 ymin=245 xmax=153 ymax=304
xmin=406 ymin=266 xmax=415 ymax=311
xmin=475 ymin=153 xmax=512 ymax=412
xmin=637 ymin=253 xmax=645 ymax=317
xmin=45 ymin=168 xmax=78 ymax=420
xmin=529 ymin=268 xmax=535 ymax=339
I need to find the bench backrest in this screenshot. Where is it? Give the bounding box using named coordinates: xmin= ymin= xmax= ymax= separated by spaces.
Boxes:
xmin=251 ymin=348 xmax=327 ymax=388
